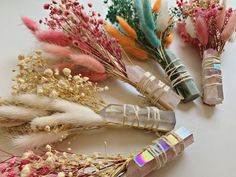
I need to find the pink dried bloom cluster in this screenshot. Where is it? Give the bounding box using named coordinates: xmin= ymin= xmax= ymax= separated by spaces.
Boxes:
xmin=42 ymin=0 xmax=127 ymax=77
xmin=22 ymin=16 xmax=107 ymax=82
xmin=22 ymin=0 xmax=130 ymax=82
xmin=0 ymin=146 xmax=128 ymax=177
xmin=176 ymin=0 xmax=236 ymax=55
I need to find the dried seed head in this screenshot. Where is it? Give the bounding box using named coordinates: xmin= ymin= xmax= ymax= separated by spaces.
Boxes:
xmin=46 ymin=145 xmax=52 ymax=152
xmin=62 ymin=68 xmax=71 ymax=76
xmin=50 ymin=90 xmax=58 ymax=98
xmin=44 ymin=69 xmax=54 ymax=77
xmin=44 ymin=126 xmax=51 ymax=132
xmin=57 ymin=172 xmax=65 ymax=177
xmin=21 ymin=164 xmax=31 ymax=177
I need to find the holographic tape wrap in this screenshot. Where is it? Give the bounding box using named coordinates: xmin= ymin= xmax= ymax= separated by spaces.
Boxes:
xmin=202 ymin=49 xmax=223 ymax=105
xmin=126 ymin=65 xmax=181 ymax=111
xmin=100 ymin=104 xmax=176 ymax=132
xmin=126 ymin=127 xmax=194 ymax=177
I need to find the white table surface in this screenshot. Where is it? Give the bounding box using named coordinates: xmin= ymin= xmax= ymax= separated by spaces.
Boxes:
xmin=0 ymin=0 xmax=236 ymax=177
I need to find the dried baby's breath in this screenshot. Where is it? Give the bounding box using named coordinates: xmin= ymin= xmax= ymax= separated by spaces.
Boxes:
xmin=12 ymin=51 xmax=106 ymax=112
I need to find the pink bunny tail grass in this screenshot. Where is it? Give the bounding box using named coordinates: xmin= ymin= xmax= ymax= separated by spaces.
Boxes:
xmin=44 ymin=44 xmax=105 ymax=74
xmin=21 ymin=16 xmax=40 ymax=32
xmin=42 ymin=43 xmax=72 ymax=58
xmin=74 ymin=71 xmax=107 ymax=82
xmin=221 ymin=12 xmax=236 ymax=42
xmin=53 ymin=62 xmax=78 ymax=71
xmin=53 ymin=63 xmax=107 ymax=82
xmin=195 ymin=16 xmax=209 ymax=46
xmin=176 ymin=22 xmax=198 ymax=46
xmin=216 ymin=0 xmax=227 ymax=30
xmin=35 ymin=30 xmax=71 ymax=46
xmin=70 ymin=54 xmax=106 ymax=74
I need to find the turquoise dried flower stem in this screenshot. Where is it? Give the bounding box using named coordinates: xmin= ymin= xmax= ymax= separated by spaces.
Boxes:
xmin=134 ymin=0 xmax=161 ymax=47
xmin=142 ymin=0 xmax=155 ymax=30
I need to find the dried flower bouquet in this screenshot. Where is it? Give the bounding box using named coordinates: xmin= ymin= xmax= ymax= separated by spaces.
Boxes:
xmin=175 ymin=0 xmax=236 ymax=105
xmin=104 ymin=0 xmax=200 ymax=102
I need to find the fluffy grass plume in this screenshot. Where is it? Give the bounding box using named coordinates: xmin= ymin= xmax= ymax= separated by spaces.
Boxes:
xmin=117 ymin=16 xmax=138 ymax=39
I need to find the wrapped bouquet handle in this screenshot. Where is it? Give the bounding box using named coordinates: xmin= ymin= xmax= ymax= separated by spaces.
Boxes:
xmin=127 ymin=127 xmax=194 ymax=177
xmin=176 ymin=0 xmax=236 ymax=105
xmin=202 ymin=49 xmax=223 ymax=105
xmin=100 ymin=104 xmax=176 ymax=132
xmin=164 ymin=50 xmax=200 ymax=102
xmin=104 ymin=0 xmax=201 ymax=103
xmin=127 ymin=65 xmax=181 ymax=111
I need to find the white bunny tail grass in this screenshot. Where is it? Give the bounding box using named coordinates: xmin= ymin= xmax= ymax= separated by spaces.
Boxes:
xmin=12 ymin=131 xmax=69 ymax=148
xmin=11 ymin=94 xmax=99 ymax=113
xmin=0 ymin=117 xmax=26 ymax=127
xmin=31 ymin=107 xmax=105 ymax=128
xmin=157 ymin=0 xmax=169 ymax=32
xmin=0 ymin=105 xmax=49 ymax=121
xmin=10 ymin=94 xmax=58 ymax=111
xmin=30 ymin=99 xmax=105 ymax=128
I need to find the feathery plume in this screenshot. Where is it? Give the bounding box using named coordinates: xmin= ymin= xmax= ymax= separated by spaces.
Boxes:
xmin=216 ymin=0 xmax=227 ymax=30
xmin=157 ymin=0 xmax=169 ymax=32
xmin=195 ymin=16 xmax=209 ymax=46
xmin=185 ymin=16 xmax=197 ymax=38
xmin=143 ymin=0 xmax=156 ymax=30
xmin=165 ymin=33 xmax=174 ymax=48
xmin=70 ymin=54 xmax=106 ymax=74
xmin=117 ymin=16 xmax=138 ymax=39
xmin=221 ymin=12 xmax=236 ymax=42
xmin=0 ymin=105 xmax=48 ymax=121
xmin=22 ymin=17 xmax=71 ymax=46
xmin=142 ymin=25 xmax=161 ymax=47
xmin=13 ymin=131 xmax=69 ymax=148
xmin=103 ymin=23 xmax=136 ymax=47
xmin=42 ymin=44 xmax=106 ymax=73
xmin=153 ymin=0 xmax=161 ymax=13
xmin=125 ymin=46 xmax=149 ymax=60
xmin=21 ymin=16 xmax=40 ymax=32
xmin=35 ymin=30 xmax=71 ymax=46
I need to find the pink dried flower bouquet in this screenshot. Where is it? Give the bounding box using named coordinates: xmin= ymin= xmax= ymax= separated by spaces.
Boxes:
xmin=176 ymin=0 xmax=236 ymax=105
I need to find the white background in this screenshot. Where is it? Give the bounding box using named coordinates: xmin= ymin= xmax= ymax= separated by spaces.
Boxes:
xmin=0 ymin=0 xmax=236 ymax=177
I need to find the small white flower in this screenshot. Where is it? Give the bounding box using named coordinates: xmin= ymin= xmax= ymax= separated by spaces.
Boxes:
xmin=63 ymin=68 xmax=71 ymax=76
xmin=57 ymin=172 xmax=65 ymax=177
xmin=20 ymin=164 xmax=31 ymax=177
xmin=44 ymin=68 xmax=54 ymax=77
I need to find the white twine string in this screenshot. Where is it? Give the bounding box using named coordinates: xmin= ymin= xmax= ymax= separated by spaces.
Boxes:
xmin=151 ymin=107 xmax=160 ymax=130
xmin=172 ymin=132 xmax=185 ymax=154
xmin=164 ymin=59 xmax=192 ymax=88
xmin=122 ymin=104 xmax=160 ymax=131
xmin=154 ymin=141 xmax=168 ymax=167
xmin=147 ymin=132 xmax=185 ymax=169
xmin=202 ymin=56 xmax=222 ymax=88
xmin=137 ymin=72 xmax=167 ymax=106
xmin=147 ymin=145 xmax=163 ymax=167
